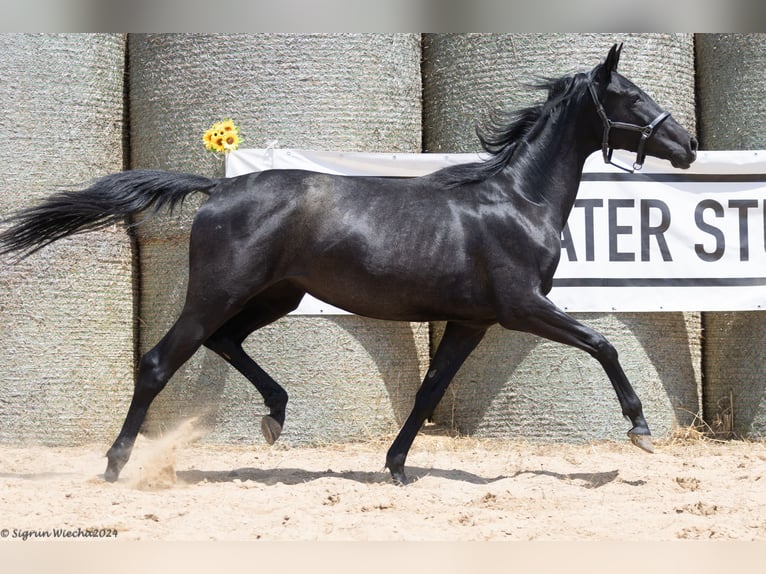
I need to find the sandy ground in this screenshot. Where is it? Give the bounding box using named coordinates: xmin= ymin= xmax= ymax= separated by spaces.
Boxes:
xmin=1 ymin=421 xmax=766 ymax=543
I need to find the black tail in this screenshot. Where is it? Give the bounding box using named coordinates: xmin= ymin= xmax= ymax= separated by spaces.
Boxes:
xmin=0 ymin=169 xmax=218 ymax=258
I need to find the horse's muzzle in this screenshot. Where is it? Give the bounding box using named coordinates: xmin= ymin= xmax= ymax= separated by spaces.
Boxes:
xmin=671 ymin=135 xmax=698 ymax=169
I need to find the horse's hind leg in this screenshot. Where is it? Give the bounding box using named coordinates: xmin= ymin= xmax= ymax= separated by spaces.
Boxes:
xmin=104 ymin=304 xmax=234 ymax=482
xmin=204 ymin=283 xmax=305 ymax=445
xmin=502 ymin=294 xmax=653 ymax=452
xmin=386 ymin=321 xmax=487 ymax=485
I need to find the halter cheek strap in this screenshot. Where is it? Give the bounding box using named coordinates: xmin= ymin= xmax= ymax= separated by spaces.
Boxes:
xmin=588 ymin=82 xmax=671 ymax=173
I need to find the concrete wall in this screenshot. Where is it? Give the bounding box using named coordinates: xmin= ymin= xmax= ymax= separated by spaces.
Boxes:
xmin=696 ymin=34 xmax=766 ymax=438
xmin=423 ymin=34 xmax=701 ymax=442
xmin=128 ymin=34 xmax=427 ymax=444
xmin=0 ymin=34 xmax=132 ymax=444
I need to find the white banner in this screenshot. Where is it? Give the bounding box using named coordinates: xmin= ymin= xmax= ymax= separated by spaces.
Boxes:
xmin=226 ymin=148 xmax=766 ymax=313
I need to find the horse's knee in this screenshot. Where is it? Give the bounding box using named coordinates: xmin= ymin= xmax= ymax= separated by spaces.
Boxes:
xmin=412 ymin=376 xmax=445 ymax=413
xmin=590 ymin=334 xmax=618 ymax=364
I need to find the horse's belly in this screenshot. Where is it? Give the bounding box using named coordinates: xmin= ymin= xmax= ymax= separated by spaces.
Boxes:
xmin=300 ymin=267 xmax=496 ymax=323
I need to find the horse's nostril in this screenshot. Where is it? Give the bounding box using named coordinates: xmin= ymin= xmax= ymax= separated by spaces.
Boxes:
xmin=690 ymin=137 xmax=699 ymax=152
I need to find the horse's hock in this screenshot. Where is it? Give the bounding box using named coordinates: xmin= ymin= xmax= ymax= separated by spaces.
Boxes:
xmin=0 ymin=34 xmax=133 ymax=444
xmin=424 ymin=34 xmax=703 ymax=442
xmin=697 ymin=34 xmax=766 ymax=438
xmin=128 ymin=34 xmax=428 ymax=444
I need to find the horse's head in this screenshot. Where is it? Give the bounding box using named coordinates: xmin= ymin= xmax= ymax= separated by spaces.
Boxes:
xmin=589 ymin=43 xmax=698 ymax=172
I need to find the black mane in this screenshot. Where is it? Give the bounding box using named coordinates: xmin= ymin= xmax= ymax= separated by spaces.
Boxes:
xmin=431 ymin=71 xmax=593 ymax=189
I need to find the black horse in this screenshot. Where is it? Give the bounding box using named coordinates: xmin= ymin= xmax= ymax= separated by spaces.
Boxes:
xmin=0 ymin=44 xmax=697 ymax=484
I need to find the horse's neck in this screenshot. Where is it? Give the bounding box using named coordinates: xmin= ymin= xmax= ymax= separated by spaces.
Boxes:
xmin=508 ymin=101 xmax=599 ymax=229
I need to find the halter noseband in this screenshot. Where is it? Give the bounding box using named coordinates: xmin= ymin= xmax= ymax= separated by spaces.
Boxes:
xmin=588 ymin=81 xmax=671 ymax=173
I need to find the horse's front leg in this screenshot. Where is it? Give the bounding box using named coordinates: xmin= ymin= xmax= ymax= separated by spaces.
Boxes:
xmin=386 ymin=321 xmax=488 ymax=485
xmin=501 ymin=295 xmax=653 ymax=452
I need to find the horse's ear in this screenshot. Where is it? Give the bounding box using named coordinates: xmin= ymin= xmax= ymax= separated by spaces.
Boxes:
xmin=594 ymin=42 xmax=623 ymax=84
xmin=604 ymin=43 xmax=623 ymax=73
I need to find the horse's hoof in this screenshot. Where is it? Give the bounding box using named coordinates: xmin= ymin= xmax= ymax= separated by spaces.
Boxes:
xmin=261 ymin=415 xmax=282 ymax=445
xmin=628 ymin=432 xmax=654 ymax=453
xmin=390 ymin=469 xmax=409 ymax=486
xmin=104 ymin=449 xmax=126 ymax=482
xmin=104 ymin=464 xmax=120 ymax=483
xmin=386 ymin=456 xmax=409 ymax=485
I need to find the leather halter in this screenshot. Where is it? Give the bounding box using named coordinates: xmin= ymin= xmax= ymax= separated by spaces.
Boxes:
xmin=588 ymin=81 xmax=670 ymax=173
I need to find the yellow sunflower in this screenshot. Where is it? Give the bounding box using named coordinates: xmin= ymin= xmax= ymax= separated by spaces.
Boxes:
xmin=203 ymin=119 xmax=241 ymax=154
xmin=219 ymin=119 xmax=237 ymax=134
xmin=220 ymin=130 xmax=240 ymax=152
xmin=202 ymin=128 xmax=217 ymax=151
